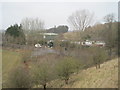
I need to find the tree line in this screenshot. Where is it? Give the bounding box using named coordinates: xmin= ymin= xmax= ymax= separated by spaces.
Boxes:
xmin=46 ymin=25 xmax=68 ymax=34
xmin=2 ymin=10 xmax=118 ymax=48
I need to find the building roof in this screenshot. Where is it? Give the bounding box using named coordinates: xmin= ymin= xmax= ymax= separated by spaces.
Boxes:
xmin=40 ymin=33 xmax=58 ymax=36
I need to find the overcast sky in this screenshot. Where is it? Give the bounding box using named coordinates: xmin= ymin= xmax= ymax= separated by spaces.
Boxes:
xmin=0 ymin=0 xmax=118 ymax=30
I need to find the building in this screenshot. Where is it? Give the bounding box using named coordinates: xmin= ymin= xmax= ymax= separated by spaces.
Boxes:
xmin=40 ymin=33 xmax=58 ymax=40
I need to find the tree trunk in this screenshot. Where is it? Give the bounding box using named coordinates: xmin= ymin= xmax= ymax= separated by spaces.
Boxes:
xmin=109 ymin=48 xmax=112 ymax=60
xmin=65 ymin=78 xmax=69 ymax=84
xmin=96 ymin=64 xmax=97 ymax=69
xmin=95 ymin=63 xmax=98 ymax=69
xmin=98 ymin=61 xmax=100 ymax=69
xmin=43 ymin=83 xmax=46 ymax=90
xmin=98 ymin=64 xmax=100 ymax=69
xmin=76 ymin=67 xmax=79 ymax=74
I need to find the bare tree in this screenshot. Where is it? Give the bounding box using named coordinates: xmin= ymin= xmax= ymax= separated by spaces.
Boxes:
xmin=68 ymin=9 xmax=94 ymax=31
xmin=21 ymin=17 xmax=45 ymax=45
xmin=21 ymin=17 xmax=45 ymax=32
xmin=104 ymin=13 xmax=115 ymax=23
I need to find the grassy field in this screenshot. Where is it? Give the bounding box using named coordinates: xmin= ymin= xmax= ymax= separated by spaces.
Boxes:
xmin=2 ymin=49 xmax=22 ymax=86
xmin=47 ymin=58 xmax=118 ymax=88
xmin=2 ymin=48 xmax=118 ymax=88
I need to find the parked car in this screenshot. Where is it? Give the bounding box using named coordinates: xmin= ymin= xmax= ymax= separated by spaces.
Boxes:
xmin=47 ymin=40 xmax=54 ymax=48
xmin=94 ymin=41 xmax=105 ymax=47
xmin=81 ymin=40 xmax=93 ymax=46
xmin=35 ymin=43 xmax=42 ymax=48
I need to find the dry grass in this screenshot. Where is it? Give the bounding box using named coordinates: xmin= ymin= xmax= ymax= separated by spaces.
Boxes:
xmin=2 ymin=48 xmax=30 ymax=87
xmin=2 ymin=48 xmax=118 ymax=88
xmin=63 ymin=31 xmax=79 ymax=40
xmin=48 ymin=58 xmax=118 ymax=88
xmin=65 ymin=58 xmax=118 ymax=88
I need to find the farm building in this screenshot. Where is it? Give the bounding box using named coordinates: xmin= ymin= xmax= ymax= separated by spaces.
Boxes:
xmin=40 ymin=33 xmax=58 ymax=40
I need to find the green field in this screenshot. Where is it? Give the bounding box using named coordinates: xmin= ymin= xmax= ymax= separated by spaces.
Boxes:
xmin=2 ymin=49 xmax=22 ymax=86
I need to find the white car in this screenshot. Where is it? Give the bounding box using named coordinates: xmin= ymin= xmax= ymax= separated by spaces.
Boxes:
xmin=35 ymin=44 xmax=42 ymax=48
xmin=81 ymin=41 xmax=92 ymax=46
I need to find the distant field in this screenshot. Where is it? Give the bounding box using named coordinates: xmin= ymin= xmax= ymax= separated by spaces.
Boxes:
xmin=2 ymin=49 xmax=22 ymax=85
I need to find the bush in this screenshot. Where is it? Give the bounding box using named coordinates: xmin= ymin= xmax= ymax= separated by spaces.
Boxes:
xmin=31 ymin=59 xmax=56 ymax=89
xmin=92 ymin=47 xmax=108 ymax=69
xmin=7 ymin=66 xmax=32 ymax=88
xmin=56 ymin=57 xmax=78 ymax=84
xmin=38 ymin=39 xmax=47 ymax=46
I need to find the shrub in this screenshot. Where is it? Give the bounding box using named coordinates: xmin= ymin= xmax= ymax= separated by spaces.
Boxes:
xmin=92 ymin=47 xmax=108 ymax=69
xmin=56 ymin=57 xmax=78 ymax=84
xmin=7 ymin=66 xmax=32 ymax=88
xmin=31 ymin=60 xmax=56 ymax=89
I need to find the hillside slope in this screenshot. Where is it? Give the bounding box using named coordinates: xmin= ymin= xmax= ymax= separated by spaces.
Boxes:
xmin=48 ymin=58 xmax=118 ymax=88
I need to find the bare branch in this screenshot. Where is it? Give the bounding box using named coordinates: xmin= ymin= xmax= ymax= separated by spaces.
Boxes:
xmin=21 ymin=17 xmax=45 ymax=31
xmin=68 ymin=9 xmax=94 ymax=31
